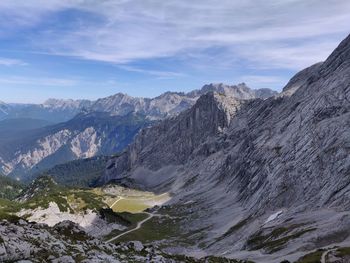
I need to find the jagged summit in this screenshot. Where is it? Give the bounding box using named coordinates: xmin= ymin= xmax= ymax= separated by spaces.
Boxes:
xmin=187 ymin=82 xmax=277 ymax=99
xmin=281 ymin=62 xmax=323 ymax=95
xmin=321 ymin=33 xmax=350 ymax=73
xmin=100 ymin=91 xmax=244 ymax=186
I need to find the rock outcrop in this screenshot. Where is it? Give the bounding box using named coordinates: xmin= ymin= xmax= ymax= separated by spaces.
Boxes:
xmin=100 ymin=92 xmax=245 ymax=187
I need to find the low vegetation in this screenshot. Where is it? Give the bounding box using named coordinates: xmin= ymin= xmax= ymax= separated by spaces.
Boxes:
xmin=246 ymin=224 xmax=317 ymax=253
xmin=28 ymin=156 xmax=109 ymax=187
xmin=296 ymin=249 xmax=324 ymax=263
xmin=0 ymin=175 xmax=23 ymax=200
xmin=115 ymin=215 xmax=180 ymax=244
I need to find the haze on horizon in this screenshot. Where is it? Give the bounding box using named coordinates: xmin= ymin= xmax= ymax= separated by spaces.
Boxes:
xmin=0 ymin=0 xmax=349 ymax=103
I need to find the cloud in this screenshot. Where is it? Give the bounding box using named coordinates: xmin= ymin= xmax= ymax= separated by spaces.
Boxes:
xmin=0 ymin=76 xmax=78 ymax=86
xmin=239 ymin=75 xmax=288 ymax=90
xmin=118 ymin=65 xmax=185 ymax=79
xmin=0 ymin=0 xmax=349 ymax=71
xmin=0 ymin=57 xmax=27 ymax=66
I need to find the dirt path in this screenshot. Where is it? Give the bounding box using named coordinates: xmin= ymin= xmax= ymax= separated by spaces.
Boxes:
xmin=321 ymin=248 xmax=337 ymax=263
xmin=106 ymin=212 xmax=154 ymax=243
xmin=110 ymin=197 xmax=123 ymax=209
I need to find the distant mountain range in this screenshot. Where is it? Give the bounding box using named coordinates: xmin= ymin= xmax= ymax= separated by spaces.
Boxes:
xmin=1 ymin=83 xmax=277 ymax=123
xmin=0 ymin=83 xmax=277 ymax=178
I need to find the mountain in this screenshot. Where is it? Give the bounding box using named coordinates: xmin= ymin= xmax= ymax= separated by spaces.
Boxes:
xmin=1 ymin=84 xmax=277 ymax=123
xmin=27 ymin=155 xmax=109 ymax=187
xmin=86 ymin=83 xmax=276 ymax=120
xmin=0 ymin=112 xmax=150 ymax=178
xmin=0 ymin=84 xmax=276 ymax=179
xmin=98 ymin=34 xmax=350 ymax=262
xmin=0 ymin=118 xmax=52 ymax=143
xmin=187 ymin=83 xmax=277 ymax=99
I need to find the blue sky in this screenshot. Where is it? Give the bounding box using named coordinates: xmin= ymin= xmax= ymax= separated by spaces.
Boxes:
xmin=0 ymin=0 xmax=349 ymax=103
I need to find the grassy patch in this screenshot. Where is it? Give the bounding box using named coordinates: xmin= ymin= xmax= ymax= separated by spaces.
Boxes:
xmin=110 ymin=193 xmax=170 ymax=213
xmin=219 ymin=216 xmax=251 ymax=241
xmin=247 ymin=224 xmax=316 ymax=253
xmin=112 ymin=198 xmax=150 ymax=213
xmin=0 ymin=175 xmax=23 ymax=200
xmin=296 ymin=249 xmax=324 ymax=263
xmin=0 ymin=198 xmax=22 ymax=221
xmin=336 ymin=247 xmax=350 ymax=257
xmin=114 ymin=215 xmax=179 ymax=243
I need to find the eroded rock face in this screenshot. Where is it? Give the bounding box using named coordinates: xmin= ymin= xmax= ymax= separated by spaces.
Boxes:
xmin=0 ymin=113 xmax=149 ymax=178
xmin=99 ymin=34 xmax=350 ymax=261
xmin=100 ymin=92 xmax=245 ymax=186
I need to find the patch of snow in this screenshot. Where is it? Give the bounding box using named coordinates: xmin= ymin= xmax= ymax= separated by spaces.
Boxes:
xmin=265 ymin=210 xmax=283 ymax=224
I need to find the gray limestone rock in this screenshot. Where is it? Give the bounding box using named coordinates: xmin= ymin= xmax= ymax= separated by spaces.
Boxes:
xmin=98 ymin=34 xmax=350 ymax=262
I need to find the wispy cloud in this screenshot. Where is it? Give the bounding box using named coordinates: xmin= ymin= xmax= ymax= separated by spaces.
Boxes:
xmin=239 ymin=75 xmax=288 ymax=90
xmin=0 ymin=0 xmax=349 ymax=71
xmin=118 ymin=65 xmax=185 ymax=79
xmin=0 ymin=57 xmax=27 ymax=66
xmin=0 ymin=76 xmax=78 ymax=86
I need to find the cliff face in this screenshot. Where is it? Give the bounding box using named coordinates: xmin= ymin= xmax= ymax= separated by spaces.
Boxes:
xmin=99 ymin=34 xmax=350 ymax=262
xmin=100 ymin=92 xmax=245 ymax=187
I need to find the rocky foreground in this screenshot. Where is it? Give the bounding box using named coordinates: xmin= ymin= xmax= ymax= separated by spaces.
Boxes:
xmin=0 ymin=219 xmax=249 ymax=263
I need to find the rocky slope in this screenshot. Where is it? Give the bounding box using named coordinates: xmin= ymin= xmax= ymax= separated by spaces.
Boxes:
xmin=98 ymin=34 xmax=350 ymax=262
xmin=0 ymin=219 xmax=249 ymax=263
xmin=0 ymin=112 xmax=150 ymax=178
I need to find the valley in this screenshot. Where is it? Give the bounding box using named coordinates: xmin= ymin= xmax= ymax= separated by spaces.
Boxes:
xmin=0 ymin=6 xmax=349 ymax=261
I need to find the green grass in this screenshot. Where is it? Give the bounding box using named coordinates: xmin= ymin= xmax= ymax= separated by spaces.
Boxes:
xmin=296 ymin=249 xmax=324 ymax=263
xmin=217 ymin=216 xmax=251 ymax=242
xmin=112 ymin=198 xmax=151 ymax=213
xmin=336 ymin=247 xmax=350 ymax=257
xmin=0 ymin=198 xmax=22 ymax=221
xmin=102 ymin=211 xmax=150 ymax=240
xmin=247 ymin=224 xmax=317 ymax=253
xmin=0 ymin=175 xmax=23 ymax=200
xmin=114 ymin=215 xmax=179 ymax=244
xmin=110 ymin=193 xmax=170 ymax=213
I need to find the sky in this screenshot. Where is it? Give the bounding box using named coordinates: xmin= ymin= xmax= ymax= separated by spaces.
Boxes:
xmin=0 ymin=0 xmax=349 ymax=103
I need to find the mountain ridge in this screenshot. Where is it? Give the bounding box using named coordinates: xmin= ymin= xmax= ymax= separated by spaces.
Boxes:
xmin=1 ymin=83 xmax=277 ymax=123
xmin=0 ymin=83 xmax=276 ymax=179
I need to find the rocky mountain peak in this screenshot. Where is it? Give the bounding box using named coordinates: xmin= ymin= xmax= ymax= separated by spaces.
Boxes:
xmin=99 ymin=91 xmax=244 ymax=186
xmin=319 ymin=33 xmax=350 ymax=76
xmin=188 ymin=82 xmax=277 ymax=99
xmin=281 ymin=62 xmax=323 ymax=95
